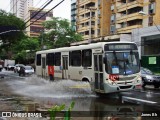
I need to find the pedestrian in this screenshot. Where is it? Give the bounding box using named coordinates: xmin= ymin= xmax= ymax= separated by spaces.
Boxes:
xmin=19 ymin=66 xmax=25 ymax=76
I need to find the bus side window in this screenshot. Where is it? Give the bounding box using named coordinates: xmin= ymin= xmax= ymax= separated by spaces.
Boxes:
xmin=82 ymin=49 xmax=92 ymax=67
xmin=70 ymin=50 xmax=81 ymax=66
xmin=36 ymin=54 xmax=41 ymax=66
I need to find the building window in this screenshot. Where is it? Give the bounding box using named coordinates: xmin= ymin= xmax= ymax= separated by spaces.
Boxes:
xmin=121 ymin=22 xmax=127 ymax=28
xmin=111 ymin=5 xmax=114 ymax=11
xmin=111 ymin=14 xmax=115 ymax=23
xmin=98 ymin=10 xmax=100 ymax=17
xmin=97 ymin=29 xmax=100 ymax=36
xmin=149 ymin=2 xmax=155 ymax=14
xmin=98 ymin=0 xmax=100 ymax=6
xmin=110 ymin=25 xmax=116 ymax=34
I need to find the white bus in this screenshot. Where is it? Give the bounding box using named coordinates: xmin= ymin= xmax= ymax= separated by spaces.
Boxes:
xmin=35 ymin=42 xmax=142 ymax=94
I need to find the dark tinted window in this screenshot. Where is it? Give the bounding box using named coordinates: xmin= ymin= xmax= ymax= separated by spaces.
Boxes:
xmin=36 ymin=54 xmax=41 ymax=66
xmin=47 ymin=53 xmax=54 ymax=65
xmin=55 ymin=52 xmax=61 ymax=66
xmin=82 ymin=49 xmax=92 ymax=67
xmin=70 ymin=50 xmax=81 ymax=66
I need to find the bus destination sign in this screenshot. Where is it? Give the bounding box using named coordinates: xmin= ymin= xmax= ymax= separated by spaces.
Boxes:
xmin=104 ymin=44 xmax=137 ymax=51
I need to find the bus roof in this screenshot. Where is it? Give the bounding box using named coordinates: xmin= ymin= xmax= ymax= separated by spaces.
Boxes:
xmin=36 ymin=41 xmax=136 ymax=54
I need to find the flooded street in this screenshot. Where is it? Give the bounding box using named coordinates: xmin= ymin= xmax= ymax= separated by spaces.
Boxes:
xmin=0 ymin=71 xmax=159 ymax=120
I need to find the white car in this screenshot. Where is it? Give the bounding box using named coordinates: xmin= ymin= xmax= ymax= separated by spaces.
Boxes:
xmin=24 ymin=66 xmax=34 ymax=75
xmin=19 ymin=65 xmax=34 ymax=76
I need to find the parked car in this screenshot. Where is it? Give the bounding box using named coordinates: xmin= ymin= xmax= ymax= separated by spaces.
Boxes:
xmin=14 ymin=64 xmax=25 ymax=73
xmin=19 ymin=65 xmax=34 ymax=76
xmin=141 ymin=67 xmax=160 ymax=88
xmin=7 ymin=64 xmax=15 ymax=71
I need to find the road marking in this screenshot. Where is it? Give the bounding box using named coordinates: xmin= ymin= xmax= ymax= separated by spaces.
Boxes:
xmin=134 ymin=90 xmax=160 ymax=95
xmin=122 ymin=96 xmax=157 ymax=104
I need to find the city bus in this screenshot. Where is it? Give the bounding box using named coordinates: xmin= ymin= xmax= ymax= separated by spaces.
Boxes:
xmin=35 ymin=42 xmax=142 ymax=94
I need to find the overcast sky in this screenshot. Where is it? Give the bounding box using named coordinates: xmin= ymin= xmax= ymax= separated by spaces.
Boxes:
xmin=0 ymin=0 xmax=71 ymax=20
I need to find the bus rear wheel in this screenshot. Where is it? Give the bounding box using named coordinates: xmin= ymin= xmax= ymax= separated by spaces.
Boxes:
xmin=82 ymin=78 xmax=89 ymax=82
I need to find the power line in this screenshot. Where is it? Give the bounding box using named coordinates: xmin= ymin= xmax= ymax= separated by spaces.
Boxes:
xmin=25 ymin=0 xmax=65 ymax=29
xmin=16 ymin=0 xmax=28 ymax=18
xmin=23 ymin=0 xmax=50 ymax=22
xmin=10 ymin=0 xmax=21 ymax=14
xmin=0 ymin=30 xmax=20 ymax=35
xmin=4 ymin=0 xmax=10 ymax=12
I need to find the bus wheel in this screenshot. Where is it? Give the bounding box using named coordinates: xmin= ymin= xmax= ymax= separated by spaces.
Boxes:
xmin=82 ymin=78 xmax=89 ymax=82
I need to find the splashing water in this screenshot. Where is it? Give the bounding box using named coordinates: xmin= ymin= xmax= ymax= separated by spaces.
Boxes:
xmin=6 ymin=75 xmax=96 ymax=98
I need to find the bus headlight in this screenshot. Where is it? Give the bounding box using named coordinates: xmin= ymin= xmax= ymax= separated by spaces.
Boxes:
xmin=108 ymin=80 xmax=116 ymax=85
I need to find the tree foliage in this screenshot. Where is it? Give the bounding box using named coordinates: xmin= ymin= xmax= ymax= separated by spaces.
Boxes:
xmin=0 ymin=9 xmax=26 ymax=58
xmin=0 ymin=9 xmax=25 ymax=44
xmin=13 ymin=37 xmax=40 ymax=63
xmin=42 ymin=17 xmax=83 ymax=48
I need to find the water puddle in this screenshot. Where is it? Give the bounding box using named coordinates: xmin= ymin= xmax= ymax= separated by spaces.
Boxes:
xmin=6 ymin=75 xmax=96 ymax=98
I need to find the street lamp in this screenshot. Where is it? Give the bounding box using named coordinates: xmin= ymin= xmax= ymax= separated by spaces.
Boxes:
xmin=139 ymin=11 xmax=160 ymax=32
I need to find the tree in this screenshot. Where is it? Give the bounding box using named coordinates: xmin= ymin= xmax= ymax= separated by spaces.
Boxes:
xmin=42 ymin=17 xmax=83 ymax=48
xmin=13 ymin=37 xmax=40 ymax=64
xmin=0 ymin=9 xmax=25 ymax=58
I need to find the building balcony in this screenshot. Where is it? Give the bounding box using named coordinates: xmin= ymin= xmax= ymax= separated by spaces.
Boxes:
xmin=78 ymin=17 xmax=95 ymax=24
xmin=79 ymin=0 xmax=96 ymax=6
xmin=77 ymin=25 xmax=95 ymax=32
xmin=117 ymin=1 xmax=143 ymax=12
xmin=117 ymin=24 xmax=142 ymax=33
xmin=83 ymin=34 xmax=95 ymax=40
xmin=116 ymin=12 xmax=143 ymax=23
xmin=78 ymin=8 xmax=90 ymax=15
xmin=30 ymin=32 xmax=40 ymax=37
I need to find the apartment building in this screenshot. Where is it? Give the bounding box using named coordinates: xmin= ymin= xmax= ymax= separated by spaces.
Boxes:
xmin=10 ymin=0 xmax=33 ymax=20
xmin=26 ymin=7 xmax=53 ymax=37
xmin=75 ymin=0 xmax=160 ymax=43
xmin=71 ymin=0 xmax=77 ymax=31
xmin=76 ymin=0 xmax=111 ymax=41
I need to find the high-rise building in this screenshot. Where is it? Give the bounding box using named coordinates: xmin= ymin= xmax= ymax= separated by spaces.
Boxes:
xmin=26 ymin=7 xmax=53 ymax=37
xmin=71 ymin=0 xmax=77 ymax=31
xmin=76 ymin=0 xmax=111 ymax=41
xmin=74 ymin=0 xmax=160 ymax=43
xmin=10 ymin=0 xmax=33 ymax=20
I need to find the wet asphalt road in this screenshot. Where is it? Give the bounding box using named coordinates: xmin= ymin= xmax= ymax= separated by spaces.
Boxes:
xmin=0 ymin=70 xmax=160 ymax=119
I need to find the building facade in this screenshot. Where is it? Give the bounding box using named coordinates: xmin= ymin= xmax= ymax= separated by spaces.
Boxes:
xmin=26 ymin=7 xmax=53 ymax=37
xmin=71 ymin=0 xmax=77 ymax=31
xmin=74 ymin=0 xmax=160 ymax=43
xmin=76 ymin=0 xmax=111 ymax=41
xmin=10 ymin=0 xmax=33 ymax=20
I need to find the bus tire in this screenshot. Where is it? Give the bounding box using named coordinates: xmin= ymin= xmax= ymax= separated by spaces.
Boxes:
xmin=82 ymin=78 xmax=89 ymax=82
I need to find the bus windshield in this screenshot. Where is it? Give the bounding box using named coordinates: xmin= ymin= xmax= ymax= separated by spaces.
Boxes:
xmin=105 ymin=51 xmax=140 ymax=75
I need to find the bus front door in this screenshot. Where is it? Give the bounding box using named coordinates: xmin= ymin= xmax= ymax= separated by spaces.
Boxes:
xmin=62 ymin=56 xmax=68 ymax=79
xmin=94 ymin=54 xmax=104 ymax=91
xmin=42 ymin=57 xmax=46 ymax=78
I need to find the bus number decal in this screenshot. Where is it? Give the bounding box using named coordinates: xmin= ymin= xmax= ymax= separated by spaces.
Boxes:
xmin=109 ymin=74 xmax=119 ymax=81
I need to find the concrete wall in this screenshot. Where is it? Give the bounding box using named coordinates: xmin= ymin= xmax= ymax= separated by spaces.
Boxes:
xmin=131 ymin=25 xmax=160 ymax=58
